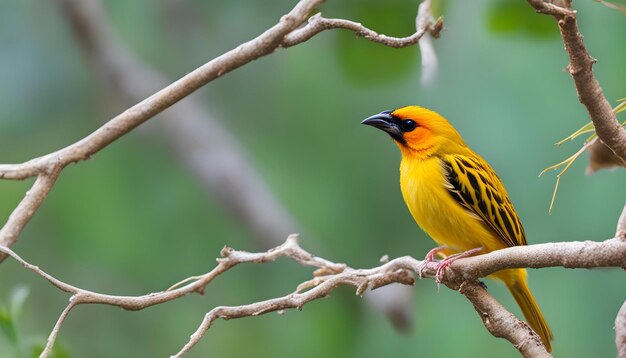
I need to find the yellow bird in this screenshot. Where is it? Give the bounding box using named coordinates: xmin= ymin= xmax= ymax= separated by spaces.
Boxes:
xmin=362 ymin=105 xmax=553 ymax=352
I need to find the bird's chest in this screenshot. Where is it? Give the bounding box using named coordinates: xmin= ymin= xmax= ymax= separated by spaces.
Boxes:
xmin=399 ymin=157 xmax=490 ymax=251
xmin=399 ymin=158 xmax=451 ymax=225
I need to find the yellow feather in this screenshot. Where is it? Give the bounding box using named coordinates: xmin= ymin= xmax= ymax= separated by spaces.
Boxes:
xmin=399 ymin=155 xmax=505 ymax=252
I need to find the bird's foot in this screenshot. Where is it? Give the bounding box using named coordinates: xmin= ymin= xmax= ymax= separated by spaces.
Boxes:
xmin=417 ymin=245 xmax=448 ymax=278
xmin=434 ymin=247 xmax=483 ymax=284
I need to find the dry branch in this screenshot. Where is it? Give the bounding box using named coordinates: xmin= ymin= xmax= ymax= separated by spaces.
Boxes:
xmin=54 ymin=0 xmax=421 ymax=332
xmin=0 ymin=0 xmax=623 ymax=357
xmin=56 ymin=0 xmax=298 ymax=248
xmin=459 ymin=281 xmax=551 ymax=358
xmin=1 ymin=233 xmax=623 ymax=357
xmin=0 ymin=0 xmax=439 ymax=261
xmin=0 ymin=173 xmax=60 ymax=251
xmin=0 ymin=0 xmax=321 ymax=182
xmin=527 ymin=0 xmax=626 ymax=162
xmin=0 ymin=0 xmax=442 ymax=355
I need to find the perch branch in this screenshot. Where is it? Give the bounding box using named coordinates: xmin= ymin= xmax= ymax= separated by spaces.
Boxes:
xmin=1 ymin=0 xmax=622 ymax=357
xmin=527 ymin=0 xmax=626 ymax=162
xmin=171 ymin=235 xmax=625 ymax=357
xmin=1 ymin=233 xmax=623 ymax=357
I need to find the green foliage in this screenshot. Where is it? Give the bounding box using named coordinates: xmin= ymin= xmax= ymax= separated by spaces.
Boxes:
xmin=334 ymin=1 xmax=419 ymax=84
xmin=486 ymin=0 xmax=558 ymax=38
xmin=30 ymin=343 xmax=70 ymax=358
xmin=0 ymin=0 xmax=624 ymax=357
xmin=0 ymin=287 xmax=28 ymax=349
xmin=0 ymin=287 xmax=69 ymax=358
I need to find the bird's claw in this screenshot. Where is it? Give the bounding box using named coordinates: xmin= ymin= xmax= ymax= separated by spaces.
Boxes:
xmin=417 ymin=245 xmax=448 ymax=278
xmin=432 ymin=247 xmax=483 ymax=283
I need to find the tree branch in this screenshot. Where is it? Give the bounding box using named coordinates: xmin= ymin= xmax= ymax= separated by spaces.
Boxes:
xmin=1 ymin=233 xmax=622 ymax=357
xmin=281 ymin=9 xmax=442 ymax=48
xmin=527 ymin=0 xmax=626 ymax=162
xmin=0 ymin=0 xmax=439 ymax=260
xmin=55 ymin=0 xmax=299 ymax=248
xmin=459 ymin=281 xmax=551 ymax=358
xmin=617 ymin=300 xmax=626 ymax=358
xmin=0 ymin=173 xmax=59 ymax=250
xmin=54 ymin=0 xmax=422 ymax=332
xmin=0 ymin=0 xmax=323 ymax=182
xmin=450 ymin=238 xmax=626 ymax=280
xmin=2 ymin=0 xmax=622 ymax=356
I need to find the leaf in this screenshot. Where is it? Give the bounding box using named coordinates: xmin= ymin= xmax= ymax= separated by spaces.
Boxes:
xmin=31 ymin=342 xmax=71 ymax=358
xmin=0 ymin=305 xmax=19 ymax=345
xmin=0 ymin=287 xmax=30 ymax=347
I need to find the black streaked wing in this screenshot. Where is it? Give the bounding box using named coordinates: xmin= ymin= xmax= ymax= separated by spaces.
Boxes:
xmin=442 ymin=155 xmax=527 ymax=247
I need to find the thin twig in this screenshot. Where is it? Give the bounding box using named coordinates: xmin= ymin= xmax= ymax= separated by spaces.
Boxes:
xmin=40 ymin=299 xmax=79 ymax=357
xmin=0 ymin=173 xmax=60 ymax=258
xmin=616 ymin=203 xmax=626 ymax=240
xmin=282 ymin=4 xmax=440 ymax=48
xmin=171 ymin=260 xmax=415 ymax=357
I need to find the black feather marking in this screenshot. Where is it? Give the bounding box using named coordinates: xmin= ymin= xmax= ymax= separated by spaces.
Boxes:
xmin=443 ymin=155 xmax=525 ymax=248
xmin=500 ymin=208 xmax=516 ymax=241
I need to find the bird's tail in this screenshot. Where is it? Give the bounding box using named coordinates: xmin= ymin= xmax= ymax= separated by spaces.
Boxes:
xmin=504 ymin=270 xmax=553 ymax=352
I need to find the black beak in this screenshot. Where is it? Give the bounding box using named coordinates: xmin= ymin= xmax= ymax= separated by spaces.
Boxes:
xmin=361 ymin=110 xmax=393 ymax=128
xmin=361 ymin=110 xmax=404 ymax=144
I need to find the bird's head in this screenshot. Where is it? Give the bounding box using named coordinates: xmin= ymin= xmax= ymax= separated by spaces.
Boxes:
xmin=361 ymin=106 xmax=465 ymax=157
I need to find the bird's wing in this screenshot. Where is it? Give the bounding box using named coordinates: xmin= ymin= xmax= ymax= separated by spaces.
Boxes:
xmin=442 ymin=154 xmax=527 ymax=247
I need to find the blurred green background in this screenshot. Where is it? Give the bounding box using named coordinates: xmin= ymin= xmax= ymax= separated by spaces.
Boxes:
xmin=1 ymin=0 xmax=625 ymax=357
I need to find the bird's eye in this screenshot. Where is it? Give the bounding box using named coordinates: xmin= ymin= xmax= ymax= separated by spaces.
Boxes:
xmin=401 ymin=119 xmax=417 ymax=132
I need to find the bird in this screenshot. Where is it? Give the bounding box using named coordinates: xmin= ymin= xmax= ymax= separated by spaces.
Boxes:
xmin=361 ymin=105 xmax=553 ymax=352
